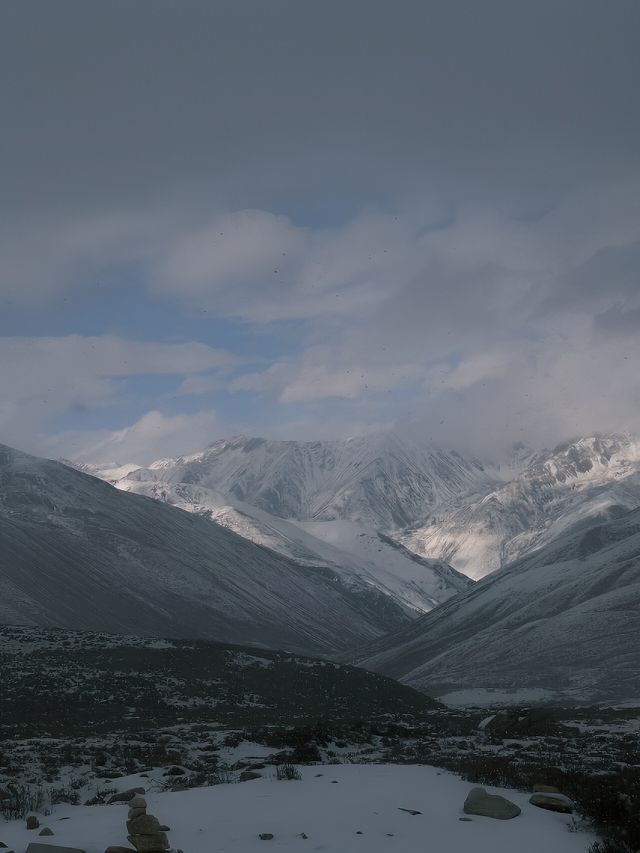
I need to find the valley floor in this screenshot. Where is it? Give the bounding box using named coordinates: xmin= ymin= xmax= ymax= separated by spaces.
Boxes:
xmin=0 ymin=764 xmax=594 ymax=853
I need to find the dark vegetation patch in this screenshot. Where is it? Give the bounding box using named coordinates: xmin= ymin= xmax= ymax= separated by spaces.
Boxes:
xmin=0 ymin=625 xmax=438 ymax=738
xmin=1 ymin=625 xmax=638 ymax=851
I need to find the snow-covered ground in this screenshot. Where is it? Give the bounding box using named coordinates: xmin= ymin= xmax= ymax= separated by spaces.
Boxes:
xmin=438 ymin=687 xmax=559 ymax=707
xmin=1 ymin=765 xmax=594 ymax=853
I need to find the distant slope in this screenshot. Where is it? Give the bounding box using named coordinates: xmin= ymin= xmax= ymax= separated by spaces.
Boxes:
xmin=402 ymin=435 xmax=640 ymax=578
xmin=0 ymin=444 xmax=412 ymax=656
xmin=0 ymin=625 xmax=439 ymax=738
xmin=292 ymin=519 xmax=471 ymax=612
xmin=90 ymin=474 xmax=472 ymax=615
xmin=361 ymin=507 xmax=640 ymax=703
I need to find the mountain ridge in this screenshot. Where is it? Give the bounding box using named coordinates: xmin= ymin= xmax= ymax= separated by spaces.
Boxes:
xmin=359 ymin=504 xmax=640 ymax=703
xmin=79 ymin=430 xmax=640 ymax=582
xmin=0 ymin=443 xmax=413 ymax=655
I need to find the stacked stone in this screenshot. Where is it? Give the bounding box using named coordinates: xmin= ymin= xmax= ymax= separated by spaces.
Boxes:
xmin=126 ymin=796 xmax=171 ymax=853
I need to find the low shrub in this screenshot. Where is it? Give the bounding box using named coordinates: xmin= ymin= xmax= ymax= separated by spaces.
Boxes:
xmin=276 ymin=763 xmax=302 ymax=781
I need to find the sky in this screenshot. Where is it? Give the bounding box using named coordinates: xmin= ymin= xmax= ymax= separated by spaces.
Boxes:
xmin=1 ymin=0 xmax=639 ymax=464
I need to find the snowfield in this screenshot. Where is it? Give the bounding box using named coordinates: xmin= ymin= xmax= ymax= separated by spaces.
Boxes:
xmin=0 ymin=765 xmax=594 ymax=853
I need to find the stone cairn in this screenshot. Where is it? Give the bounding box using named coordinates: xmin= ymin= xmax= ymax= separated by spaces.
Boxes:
xmin=105 ymin=788 xmax=175 ymax=853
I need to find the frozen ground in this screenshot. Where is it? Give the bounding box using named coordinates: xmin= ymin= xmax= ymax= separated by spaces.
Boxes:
xmin=0 ymin=764 xmax=594 ymax=853
xmin=439 ymin=687 xmax=559 ymax=707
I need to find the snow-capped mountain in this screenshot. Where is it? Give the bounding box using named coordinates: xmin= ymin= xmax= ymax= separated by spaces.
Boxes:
xmin=80 ymin=432 xmax=640 ymax=585
xmin=0 ymin=443 xmax=413 ymax=655
xmin=361 ymin=505 xmax=640 ymax=704
xmin=401 ymin=434 xmax=640 ymax=578
xmin=87 ymin=474 xmax=472 ymax=616
xmin=90 ymin=432 xmax=492 ymax=529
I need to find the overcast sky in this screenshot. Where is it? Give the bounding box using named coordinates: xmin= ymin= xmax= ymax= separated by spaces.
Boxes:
xmin=1 ymin=0 xmax=639 ymax=463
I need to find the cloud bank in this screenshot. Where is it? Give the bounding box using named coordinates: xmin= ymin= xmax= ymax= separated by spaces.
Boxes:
xmin=1 ymin=1 xmax=639 ymax=460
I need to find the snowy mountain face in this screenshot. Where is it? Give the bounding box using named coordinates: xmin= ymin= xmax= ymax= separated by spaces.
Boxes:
xmin=0 ymin=444 xmax=415 ymax=656
xmin=101 ymin=433 xmax=492 ymax=530
xmin=360 ymin=505 xmax=640 ymax=704
xmin=401 ymin=434 xmax=640 ymax=578
xmin=92 ymin=474 xmax=472 ymax=616
xmin=84 ymin=432 xmax=640 ymax=585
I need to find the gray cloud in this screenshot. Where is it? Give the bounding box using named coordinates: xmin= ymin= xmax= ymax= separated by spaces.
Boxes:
xmin=0 ymin=336 xmax=235 ymax=452
xmin=47 ymin=410 xmax=222 ymax=466
xmin=2 ymin=0 xmax=638 ymax=225
xmin=1 ymin=1 xmax=640 ymax=457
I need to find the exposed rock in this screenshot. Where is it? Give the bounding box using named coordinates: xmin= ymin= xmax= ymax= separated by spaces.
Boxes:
xmin=127 ymin=833 xmax=169 ymax=853
xmin=398 ymin=807 xmax=421 ymax=815
xmin=126 ymin=815 xmax=161 ymax=836
xmin=529 ymin=793 xmax=573 ymax=814
xmin=463 ymin=787 xmax=521 ymax=820
xmin=258 ymin=834 xmax=274 ymax=841
xmin=26 ymin=817 xmax=40 ymax=830
xmin=105 ymin=847 xmax=136 ymax=853
xmin=239 ymin=771 xmax=262 ymax=782
xmin=128 ymin=809 xmax=146 ymax=820
xmin=128 ymin=797 xmax=147 ymax=810
xmin=533 ymin=784 xmax=561 ymax=794
xmin=38 ymin=829 xmax=54 ymax=837
xmin=0 ymin=843 xmax=8 ymax=848
xmin=0 ymin=791 xmax=10 ymax=801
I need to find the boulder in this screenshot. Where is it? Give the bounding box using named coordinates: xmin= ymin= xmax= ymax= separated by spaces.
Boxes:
xmin=128 ymin=797 xmax=147 ymax=810
xmin=127 ymin=833 xmax=169 ymax=853
xmin=529 ymin=793 xmax=573 ymax=814
xmin=0 ymin=843 xmax=8 ymax=848
xmin=26 ymin=817 xmax=40 ymax=830
xmin=38 ymin=829 xmax=54 ymax=837
xmin=258 ymin=834 xmax=274 ymax=841
xmin=463 ymin=787 xmax=521 ymax=820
